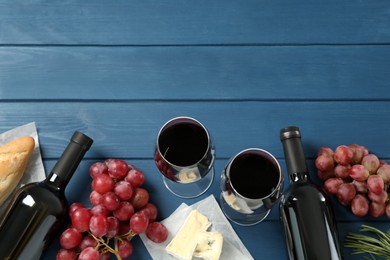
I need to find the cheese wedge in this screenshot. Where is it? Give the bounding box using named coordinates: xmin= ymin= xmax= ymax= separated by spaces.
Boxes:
xmin=194 ymin=231 xmax=223 ymax=260
xmin=177 ymin=167 xmax=201 ymax=183
xmin=166 ymin=210 xmax=211 ymax=260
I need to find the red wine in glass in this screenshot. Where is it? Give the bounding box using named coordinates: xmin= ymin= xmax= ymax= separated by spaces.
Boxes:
xmin=154 ymin=117 xmax=215 ymax=198
xmin=220 ymin=148 xmax=283 ymax=226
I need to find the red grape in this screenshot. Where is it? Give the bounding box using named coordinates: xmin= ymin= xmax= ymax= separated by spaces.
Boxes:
xmin=361 ymin=154 xmax=380 ymax=174
xmin=334 ymin=145 xmax=353 ymax=166
xmin=104 ymin=159 xmax=114 ymax=166
xmin=349 ymin=144 xmax=368 ymax=164
xmin=139 ymin=203 xmax=158 ymax=222
xmin=351 ymin=180 xmax=368 ymax=193
xmin=114 ymin=180 xmax=133 ymax=201
xmin=56 ymin=249 xmax=77 ymax=260
xmin=125 ymin=168 xmax=145 ymax=187
xmin=89 ymin=162 xmax=108 ymax=179
xmin=102 ymin=192 xmax=120 ymax=211
xmin=351 ymin=194 xmax=369 ymax=217
xmin=317 ymin=147 xmax=334 ymax=157
xmin=369 ymin=202 xmax=386 ymax=217
xmin=336 ymin=183 xmax=356 ymax=206
xmin=89 ymin=190 xmax=103 ymax=206
xmin=146 ymin=222 xmax=168 ymax=243
xmin=377 ymin=164 xmax=390 ymax=183
xmin=113 ymin=201 xmax=135 ymax=221
xmin=71 ymin=207 xmax=92 ymax=232
xmin=91 ymin=204 xmax=110 ymax=217
xmin=130 ymin=212 xmax=149 ymax=234
xmin=368 ymin=190 xmax=388 ymax=204
xmin=78 ymin=247 xmax=100 ymax=260
xmin=92 ymin=174 xmax=115 ymax=194
xmin=367 ymin=175 xmax=385 ymax=194
xmin=334 ymin=164 xmax=350 ymax=179
xmin=130 ymin=188 xmax=149 ymax=209
xmin=106 ymin=159 xmax=129 ymax=180
xmin=106 ymin=216 xmax=119 ymax=238
xmin=79 ymin=235 xmax=98 ymax=251
xmin=348 ymin=164 xmax=369 ymax=182
xmin=315 ymin=155 xmax=334 ymax=172
xmin=68 ymin=202 xmax=84 ymax=217
xmin=324 ymin=178 xmax=344 ymax=194
xmin=118 ymin=240 xmax=133 ymax=258
xmin=60 ymin=228 xmax=82 ymax=249
xmin=89 ymin=214 xmax=108 ymax=237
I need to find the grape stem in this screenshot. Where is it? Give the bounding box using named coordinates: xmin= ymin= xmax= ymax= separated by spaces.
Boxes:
xmin=120 ymin=229 xmax=137 ymax=241
xmin=89 ymin=232 xmax=122 ymax=260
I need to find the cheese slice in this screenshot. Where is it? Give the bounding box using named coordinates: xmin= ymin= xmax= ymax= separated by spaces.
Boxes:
xmin=194 ymin=231 xmax=223 ymax=260
xmin=177 ymin=167 xmax=201 ymax=183
xmin=166 ymin=210 xmax=211 ymax=260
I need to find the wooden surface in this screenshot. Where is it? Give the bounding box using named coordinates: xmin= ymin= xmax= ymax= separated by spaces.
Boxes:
xmin=0 ymin=1 xmax=389 ymax=259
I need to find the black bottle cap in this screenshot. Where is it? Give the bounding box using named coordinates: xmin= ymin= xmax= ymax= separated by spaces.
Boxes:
xmin=71 ymin=131 xmax=93 ymax=151
xmin=280 ymin=126 xmax=301 ymax=141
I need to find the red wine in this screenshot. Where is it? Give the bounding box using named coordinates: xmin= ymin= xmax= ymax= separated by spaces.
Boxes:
xmin=229 ymin=150 xmax=280 ymax=199
xmin=280 ymin=126 xmax=342 ymax=260
xmin=0 ymin=131 xmax=93 ymax=259
xmin=158 ymin=119 xmax=209 ymax=166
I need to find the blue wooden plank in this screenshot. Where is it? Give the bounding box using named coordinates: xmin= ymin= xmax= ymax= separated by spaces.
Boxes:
xmin=0 ymin=1 xmax=389 ymax=45
xmin=0 ymin=46 xmax=390 ymax=100
xmin=0 ymin=101 xmax=389 ymax=159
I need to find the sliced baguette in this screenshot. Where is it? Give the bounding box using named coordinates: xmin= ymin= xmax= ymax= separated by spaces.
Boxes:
xmin=0 ymin=136 xmax=35 ymax=206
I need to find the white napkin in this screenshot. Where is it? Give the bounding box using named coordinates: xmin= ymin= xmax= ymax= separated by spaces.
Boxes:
xmin=0 ymin=122 xmax=46 ymax=215
xmin=140 ymin=195 xmax=254 ymax=260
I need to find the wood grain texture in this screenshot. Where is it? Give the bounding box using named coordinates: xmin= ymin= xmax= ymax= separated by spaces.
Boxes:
xmin=1 ymin=1 xmax=389 ymax=259
xmin=0 ymin=0 xmax=389 ymax=45
xmin=0 ymin=46 xmax=389 ymax=100
xmin=0 ymin=101 xmax=388 ymax=159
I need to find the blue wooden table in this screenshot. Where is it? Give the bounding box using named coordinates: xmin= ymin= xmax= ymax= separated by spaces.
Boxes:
xmin=1 ymin=1 xmax=389 ymax=259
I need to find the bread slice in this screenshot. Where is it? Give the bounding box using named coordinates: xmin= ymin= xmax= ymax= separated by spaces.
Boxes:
xmin=0 ymin=136 xmax=35 ymax=206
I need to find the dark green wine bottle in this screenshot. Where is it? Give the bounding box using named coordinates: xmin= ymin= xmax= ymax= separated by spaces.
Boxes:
xmin=0 ymin=131 xmax=93 ymax=260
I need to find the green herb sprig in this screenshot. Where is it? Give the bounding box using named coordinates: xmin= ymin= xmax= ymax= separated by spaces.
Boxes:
xmin=345 ymin=224 xmax=390 ymax=260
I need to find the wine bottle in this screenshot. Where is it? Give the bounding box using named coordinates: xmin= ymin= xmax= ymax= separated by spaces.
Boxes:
xmin=279 ymin=126 xmax=342 ymax=260
xmin=0 ymin=131 xmax=93 ymax=260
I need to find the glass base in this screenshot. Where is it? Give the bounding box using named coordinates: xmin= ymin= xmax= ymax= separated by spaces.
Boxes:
xmin=219 ymin=193 xmax=270 ymax=226
xmin=163 ymin=167 xmax=214 ymax=198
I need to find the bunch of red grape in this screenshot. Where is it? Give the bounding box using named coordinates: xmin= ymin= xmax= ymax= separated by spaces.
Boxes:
xmin=315 ymin=144 xmax=390 ymax=218
xmin=57 ymin=159 xmax=168 ymax=260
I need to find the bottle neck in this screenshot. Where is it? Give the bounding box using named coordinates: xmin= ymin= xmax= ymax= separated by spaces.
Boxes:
xmin=46 ymin=131 xmax=93 ymax=190
xmin=289 ymin=172 xmax=308 ymax=182
xmin=44 ymin=173 xmax=67 ymax=190
xmin=280 ymin=126 xmax=309 ymax=183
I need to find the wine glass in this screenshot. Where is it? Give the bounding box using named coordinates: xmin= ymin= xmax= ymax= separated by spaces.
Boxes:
xmin=154 ymin=116 xmax=215 ymax=198
xmin=220 ymin=148 xmax=283 ymax=226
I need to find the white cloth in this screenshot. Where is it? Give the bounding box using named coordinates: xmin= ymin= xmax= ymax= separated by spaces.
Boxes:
xmin=140 ymin=194 xmax=254 ymax=260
